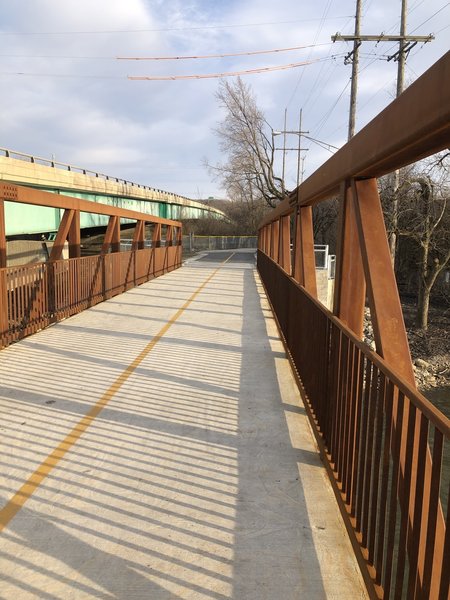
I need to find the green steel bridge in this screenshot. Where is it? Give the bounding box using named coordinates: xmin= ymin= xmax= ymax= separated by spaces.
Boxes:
xmin=0 ymin=148 xmax=226 ymax=237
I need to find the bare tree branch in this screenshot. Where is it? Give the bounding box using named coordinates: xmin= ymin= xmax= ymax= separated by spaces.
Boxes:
xmin=207 ymin=77 xmax=286 ymax=208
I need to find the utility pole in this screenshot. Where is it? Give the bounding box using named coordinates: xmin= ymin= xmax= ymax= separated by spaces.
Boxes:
xmin=273 ymin=108 xmax=338 ymax=188
xmin=297 ymin=109 xmax=303 ymax=186
xmin=282 ymin=108 xmax=287 ymax=191
xmin=273 ymin=108 xmax=309 ymax=192
xmin=333 ymin=0 xmax=433 ymax=262
xmin=390 ymin=0 xmax=408 ymax=261
xmin=332 ymin=0 xmax=433 ymax=140
xmin=396 ymin=0 xmax=407 ymax=97
xmin=348 ymin=0 xmax=362 ymax=140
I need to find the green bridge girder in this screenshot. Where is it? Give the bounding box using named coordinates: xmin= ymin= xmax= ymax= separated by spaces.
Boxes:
xmin=0 ymin=152 xmax=226 ymax=236
xmin=4 ymin=188 xmax=213 ymax=236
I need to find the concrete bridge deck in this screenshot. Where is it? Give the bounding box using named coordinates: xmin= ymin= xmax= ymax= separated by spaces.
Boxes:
xmin=0 ymin=250 xmax=367 ymax=599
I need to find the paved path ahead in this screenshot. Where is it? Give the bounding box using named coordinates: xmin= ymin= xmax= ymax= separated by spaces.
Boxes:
xmin=0 ymin=250 xmax=367 ymax=599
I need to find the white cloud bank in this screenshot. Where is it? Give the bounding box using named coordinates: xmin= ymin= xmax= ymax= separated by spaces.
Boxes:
xmin=0 ymin=0 xmax=448 ymax=197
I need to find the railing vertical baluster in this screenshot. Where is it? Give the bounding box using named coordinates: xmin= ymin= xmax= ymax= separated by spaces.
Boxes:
xmin=368 ymin=372 xmax=386 ymax=566
xmin=375 ymin=380 xmax=394 ymax=584
xmin=350 ymin=349 xmax=365 ymax=516
xmin=407 ymin=413 xmax=429 ymax=598
xmin=382 ymin=390 xmax=405 ymax=597
xmin=438 ymin=480 xmax=450 ymax=600
xmin=422 ymin=427 xmax=444 ymax=597
xmin=356 ymin=359 xmax=373 ymax=531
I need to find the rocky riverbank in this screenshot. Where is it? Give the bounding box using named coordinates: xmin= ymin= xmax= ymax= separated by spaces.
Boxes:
xmin=364 ymin=300 xmax=450 ymax=392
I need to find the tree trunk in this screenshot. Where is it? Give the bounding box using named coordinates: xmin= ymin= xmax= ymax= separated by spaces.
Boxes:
xmin=416 ymin=235 xmax=430 ymax=329
xmin=416 ymin=282 xmax=431 ymax=329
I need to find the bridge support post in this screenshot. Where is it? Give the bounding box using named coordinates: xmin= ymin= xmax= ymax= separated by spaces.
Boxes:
xmin=263 ymin=225 xmax=269 ymax=255
xmin=152 ymin=223 xmax=161 ymax=248
xmin=111 ymin=217 xmax=121 ymax=253
xmin=0 ymin=199 xmax=7 ymax=345
xmin=351 ymin=177 xmax=414 ymax=383
xmin=333 ymin=183 xmax=366 ymax=338
xmin=175 ymin=226 xmax=183 ymax=266
xmin=279 ymin=215 xmax=291 ymax=274
xmin=264 ymin=225 xmax=271 ymax=256
xmin=49 ymin=209 xmax=76 ymax=261
xmin=270 ymin=220 xmax=279 ymax=262
xmin=101 ymin=216 xmax=119 ymax=254
xmin=292 ymin=206 xmax=317 ymax=297
xmin=68 ymin=210 xmax=81 ymax=258
xmin=132 ymin=220 xmax=145 ymax=251
xmin=0 ymin=199 xmax=6 ymax=269
xmin=164 ymin=225 xmax=174 ymax=272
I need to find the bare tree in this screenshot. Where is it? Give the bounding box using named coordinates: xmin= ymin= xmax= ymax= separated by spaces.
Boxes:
xmin=387 ymin=157 xmax=450 ymax=329
xmin=312 ymin=198 xmax=339 ymax=250
xmin=225 ymin=177 xmax=269 ymax=234
xmin=208 ymin=77 xmax=285 ymax=208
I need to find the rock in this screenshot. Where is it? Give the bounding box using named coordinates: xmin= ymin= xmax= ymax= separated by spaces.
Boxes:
xmin=414 ymin=358 xmax=430 ymax=369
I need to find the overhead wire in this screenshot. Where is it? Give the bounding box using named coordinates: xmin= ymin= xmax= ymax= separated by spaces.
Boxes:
xmin=0 ymin=16 xmax=353 ymax=36
xmin=435 ymin=22 xmax=450 ymax=33
xmin=117 ymin=43 xmax=333 ymax=61
xmin=409 ymin=1 xmax=450 ymax=33
xmin=0 ymin=55 xmax=344 ymax=80
xmin=297 ymin=11 xmax=354 ymax=152
xmin=128 ymin=56 xmax=343 ymax=81
xmin=311 ymin=78 xmax=351 ymax=136
xmin=286 ymin=0 xmax=336 ymax=106
xmin=0 ymin=42 xmax=333 ymax=61
xmin=301 ymin=12 xmax=354 ymax=111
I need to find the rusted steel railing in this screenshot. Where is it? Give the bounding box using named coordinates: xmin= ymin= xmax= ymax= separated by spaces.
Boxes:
xmin=0 ymin=184 xmax=182 ymax=349
xmin=258 ymin=252 xmax=449 ymax=599
xmin=258 ymin=52 xmax=450 ymax=599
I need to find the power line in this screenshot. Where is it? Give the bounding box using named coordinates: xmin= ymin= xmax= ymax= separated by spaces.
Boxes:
xmin=128 ymin=57 xmax=340 ymax=81
xmin=435 ymin=22 xmax=450 ymax=33
xmin=286 ymin=0 xmax=336 ymax=106
xmin=0 ymin=16 xmax=354 ymax=36
xmin=296 ymin=12 xmax=354 ymax=121
xmin=0 ymin=72 xmax=123 ymax=79
xmin=312 ymin=78 xmax=351 ymax=135
xmin=409 ymin=1 xmax=450 ymax=32
xmin=0 ymin=42 xmax=333 ymax=62
xmin=117 ymin=43 xmax=332 ymax=61
xmin=0 ymin=54 xmax=115 ymax=60
xmin=0 ymin=55 xmax=344 ymax=80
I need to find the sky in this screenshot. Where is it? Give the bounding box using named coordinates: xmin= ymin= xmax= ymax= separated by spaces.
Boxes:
xmin=1 ymin=0 xmax=449 ymax=200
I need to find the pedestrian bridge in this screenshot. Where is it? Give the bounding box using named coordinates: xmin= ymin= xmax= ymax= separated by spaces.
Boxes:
xmin=0 ymin=52 xmax=449 ymax=599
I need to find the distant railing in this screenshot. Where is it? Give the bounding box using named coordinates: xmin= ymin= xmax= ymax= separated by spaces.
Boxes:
xmin=1 ymin=248 xmax=179 ymax=348
xmin=258 ymin=52 xmax=450 ymax=599
xmin=0 ymin=184 xmax=182 ymax=349
xmin=184 ymin=234 xmax=258 ymax=251
xmin=0 ymin=147 xmax=194 ymax=203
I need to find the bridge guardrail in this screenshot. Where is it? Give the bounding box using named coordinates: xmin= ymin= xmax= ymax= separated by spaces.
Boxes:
xmin=258 ymin=52 xmax=450 ymax=599
xmin=0 ymin=147 xmax=194 ymax=202
xmin=0 ymin=184 xmax=182 ymax=349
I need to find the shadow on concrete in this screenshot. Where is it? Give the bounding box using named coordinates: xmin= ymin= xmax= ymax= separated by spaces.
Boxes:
xmin=0 ymin=253 xmax=360 ymax=599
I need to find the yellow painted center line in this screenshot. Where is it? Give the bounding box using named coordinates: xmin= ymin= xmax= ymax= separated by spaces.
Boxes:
xmin=0 ymin=252 xmax=236 ymax=532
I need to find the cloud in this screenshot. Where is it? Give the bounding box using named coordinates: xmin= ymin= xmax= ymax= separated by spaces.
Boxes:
xmin=1 ymin=0 xmax=448 ymax=197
